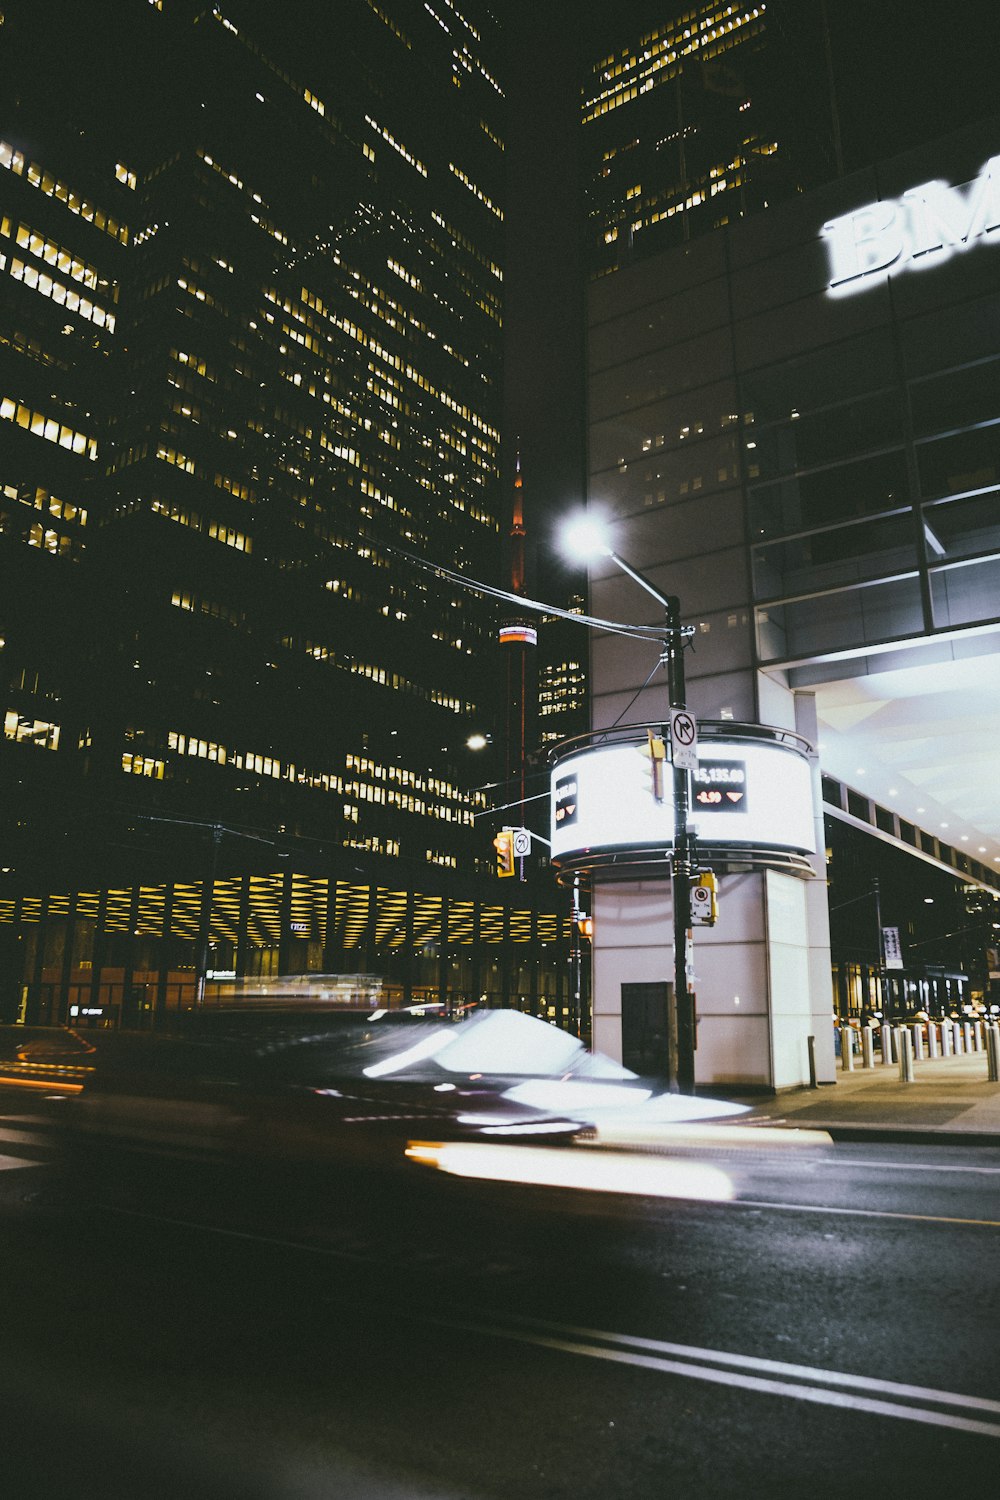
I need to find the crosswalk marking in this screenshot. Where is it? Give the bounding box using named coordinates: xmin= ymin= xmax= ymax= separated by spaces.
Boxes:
xmin=0 ymin=1114 xmax=58 ymax=1170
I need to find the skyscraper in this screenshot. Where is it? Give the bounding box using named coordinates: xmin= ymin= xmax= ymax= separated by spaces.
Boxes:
xmin=3 ymin=0 xmax=506 ymax=876
xmin=0 ymin=2 xmax=577 ymax=1023
xmin=582 ymin=2 xmax=781 ymax=276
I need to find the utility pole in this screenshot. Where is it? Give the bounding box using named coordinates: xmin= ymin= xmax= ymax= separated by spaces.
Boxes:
xmin=584 ymin=548 xmax=697 ymax=1093
xmin=873 ymin=874 xmax=886 ymax=1019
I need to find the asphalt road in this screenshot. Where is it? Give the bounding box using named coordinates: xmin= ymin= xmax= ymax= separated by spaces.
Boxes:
xmin=2 ymin=1085 xmax=999 ymax=1500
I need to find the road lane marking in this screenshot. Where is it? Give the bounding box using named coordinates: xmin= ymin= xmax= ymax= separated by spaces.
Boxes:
xmin=0 ymin=1153 xmax=37 ymax=1171
xmin=423 ymin=1312 xmax=1000 ymax=1439
xmin=446 ymin=1323 xmax=1000 ymax=1439
xmin=733 ymin=1197 xmax=1000 ymax=1228
xmin=831 ymin=1159 xmax=1000 ymax=1175
xmin=103 ymin=1205 xmax=1000 ymax=1438
xmin=0 ymin=1127 xmax=50 ymax=1148
xmin=500 ymin=1314 xmax=1000 ymax=1415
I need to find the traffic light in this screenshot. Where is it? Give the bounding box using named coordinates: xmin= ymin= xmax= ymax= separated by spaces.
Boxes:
xmin=639 ymin=729 xmax=667 ymax=802
xmin=493 ymin=829 xmax=515 ymax=878
xmin=690 ymin=870 xmax=718 ymax=926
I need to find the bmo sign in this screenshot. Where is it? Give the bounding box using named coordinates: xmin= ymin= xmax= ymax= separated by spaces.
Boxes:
xmin=822 ymin=155 xmax=999 ymax=296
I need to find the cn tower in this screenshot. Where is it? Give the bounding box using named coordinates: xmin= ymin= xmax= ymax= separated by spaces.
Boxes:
xmin=498 ymin=454 xmax=537 ymax=829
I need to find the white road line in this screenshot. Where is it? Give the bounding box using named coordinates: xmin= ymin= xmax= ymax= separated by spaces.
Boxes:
xmin=502 ymin=1314 xmax=1000 ymax=1415
xmin=431 ymin=1320 xmax=1000 ymax=1434
xmin=440 ymin=1323 xmax=1000 ymax=1440
xmin=0 ymin=1153 xmax=38 ymax=1171
xmin=831 ymin=1159 xmax=1000 ymax=1175
xmin=104 ymin=1206 xmax=1000 ymax=1440
xmin=733 ymin=1196 xmax=1000 ymax=1228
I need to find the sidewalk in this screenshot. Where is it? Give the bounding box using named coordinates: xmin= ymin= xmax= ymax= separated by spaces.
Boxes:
xmin=721 ymin=1051 xmax=1000 ymax=1144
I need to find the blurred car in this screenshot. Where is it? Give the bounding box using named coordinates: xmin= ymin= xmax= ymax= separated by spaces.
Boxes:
xmin=59 ymin=1004 xmax=748 ymax=1178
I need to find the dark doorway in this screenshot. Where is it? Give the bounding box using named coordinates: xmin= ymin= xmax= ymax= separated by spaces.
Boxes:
xmin=621 ymin=980 xmax=674 ymax=1080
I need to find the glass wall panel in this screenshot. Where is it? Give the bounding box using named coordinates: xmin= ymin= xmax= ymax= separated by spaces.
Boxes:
xmin=757 ymin=576 xmax=924 ymax=662
xmin=916 ymin=424 xmax=1000 ymax=501
xmin=900 ymin=298 xmax=1000 ymax=379
xmin=740 ymin=331 xmax=896 ymax=425
xmin=750 ymin=391 xmax=904 ymax=481
xmin=753 ymin=513 xmax=916 ymax=600
xmin=589 ymin=326 xmax=733 ymax=411
xmin=590 ymin=400 xmax=740 ymax=477
xmin=333 ymin=882 xmax=369 ymax=953
xmin=930 ymin=556 xmax=1000 ymax=629
xmin=748 ymin=449 xmax=910 ymax=538
xmin=909 ymin=359 xmax=1000 ymax=439
xmin=922 ymin=492 xmax=1000 ymax=562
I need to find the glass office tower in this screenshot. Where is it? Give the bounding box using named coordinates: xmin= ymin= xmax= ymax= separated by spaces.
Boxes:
xmin=584 ymin=3 xmax=783 ymax=276
xmin=0 ymin=3 xmax=576 ymax=1022
xmin=2 ymin=0 xmax=505 ymax=870
xmin=582 ymin=117 xmax=1000 ymax=1086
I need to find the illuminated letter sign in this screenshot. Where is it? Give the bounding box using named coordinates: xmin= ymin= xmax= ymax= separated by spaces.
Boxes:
xmin=823 ymin=155 xmax=1000 ymax=296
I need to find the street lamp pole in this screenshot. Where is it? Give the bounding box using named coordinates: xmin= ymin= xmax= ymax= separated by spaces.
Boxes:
xmin=589 ymin=543 xmax=697 ymax=1094
xmin=557 ymin=516 xmax=698 ymax=1090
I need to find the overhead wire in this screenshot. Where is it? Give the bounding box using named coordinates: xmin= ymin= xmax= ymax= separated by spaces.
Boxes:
xmin=388 ymin=545 xmax=670 ymax=644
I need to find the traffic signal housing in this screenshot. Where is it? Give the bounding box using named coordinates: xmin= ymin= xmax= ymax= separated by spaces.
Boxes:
xmin=493 ymin=828 xmax=515 ymax=878
xmin=639 ymin=729 xmax=667 ymax=802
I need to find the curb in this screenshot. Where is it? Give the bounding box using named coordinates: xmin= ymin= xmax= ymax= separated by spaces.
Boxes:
xmin=741 ymin=1119 xmax=1000 ymax=1148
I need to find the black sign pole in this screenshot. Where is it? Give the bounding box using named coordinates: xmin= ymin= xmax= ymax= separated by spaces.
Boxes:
xmin=666 ymin=596 xmax=696 ymax=1094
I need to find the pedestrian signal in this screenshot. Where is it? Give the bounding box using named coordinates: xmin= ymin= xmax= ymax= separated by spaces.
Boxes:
xmin=690 ymin=870 xmax=718 ymax=926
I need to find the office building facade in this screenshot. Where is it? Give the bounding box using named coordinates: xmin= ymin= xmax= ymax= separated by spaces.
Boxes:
xmin=581 ymin=2 xmax=818 ymax=278
xmin=1 ymin=1 xmax=577 ymax=1020
xmin=580 ymin=117 xmax=1000 ymax=1087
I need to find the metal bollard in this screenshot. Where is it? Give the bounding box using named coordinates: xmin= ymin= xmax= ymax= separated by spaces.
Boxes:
xmin=912 ymin=1023 xmax=925 ymax=1061
xmin=987 ymin=1025 xmax=1000 ymax=1084
xmin=928 ymin=1022 xmax=940 ymax=1059
xmin=840 ymin=1026 xmax=855 ymax=1072
xmin=861 ymin=1026 xmax=875 ymax=1069
xmin=941 ymin=1020 xmax=953 ymax=1056
xmin=974 ymin=1022 xmax=983 ymax=1052
xmin=954 ymin=1022 xmax=964 ymax=1054
xmin=881 ymin=1024 xmax=895 ymax=1066
xmin=963 ymin=1023 xmax=974 ymax=1053
xmin=897 ymin=1027 xmax=915 ymax=1083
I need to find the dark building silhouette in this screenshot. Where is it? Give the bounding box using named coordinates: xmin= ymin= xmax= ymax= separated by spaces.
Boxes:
xmin=0 ymin=0 xmax=575 ymax=1024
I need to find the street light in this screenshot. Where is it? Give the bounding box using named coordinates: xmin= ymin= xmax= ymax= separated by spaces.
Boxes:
xmin=562 ymin=513 xmax=697 ymax=1093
